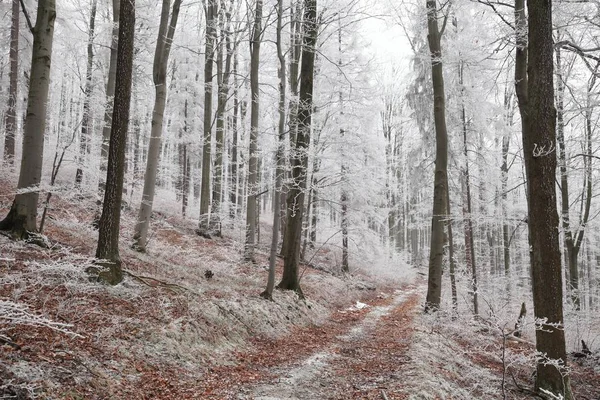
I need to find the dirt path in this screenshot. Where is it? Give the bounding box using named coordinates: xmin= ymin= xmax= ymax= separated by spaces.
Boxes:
xmin=235 ymin=287 xmax=421 ymax=400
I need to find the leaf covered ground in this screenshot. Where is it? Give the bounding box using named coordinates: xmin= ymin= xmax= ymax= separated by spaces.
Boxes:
xmin=1 ymin=176 xmax=599 ymax=399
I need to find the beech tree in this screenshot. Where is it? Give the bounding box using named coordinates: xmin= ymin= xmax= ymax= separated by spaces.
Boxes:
xmin=0 ymin=0 xmax=56 ymax=239
xmin=133 ymin=0 xmax=182 ymax=252
xmin=524 ymin=0 xmax=573 ymax=396
xmin=3 ymin=0 xmax=19 ymax=164
xmin=198 ymin=0 xmax=218 ymax=235
xmin=278 ymin=0 xmax=318 ymax=294
xmin=95 ymin=0 xmax=135 ymax=285
xmin=244 ymin=0 xmax=263 ymax=262
xmin=75 ymin=0 xmax=98 ymax=186
xmin=424 ymin=0 xmax=449 ymax=313
xmin=98 ymin=0 xmax=120 ymax=193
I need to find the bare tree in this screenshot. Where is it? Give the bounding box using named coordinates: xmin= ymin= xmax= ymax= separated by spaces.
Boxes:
xmin=98 ymin=0 xmax=120 ymax=192
xmin=3 ymin=0 xmax=19 ymax=164
xmin=244 ymin=0 xmax=263 ymax=262
xmin=424 ymin=0 xmax=449 ymax=313
xmin=94 ymin=0 xmax=135 ymax=285
xmin=75 ymin=0 xmax=98 ymax=186
xmin=0 ymin=0 xmax=56 ymax=240
xmin=278 ymin=0 xmax=318 ymax=295
xmin=198 ymin=0 xmax=218 ymax=235
xmin=133 ymin=0 xmax=182 ymax=252
xmin=523 ymin=0 xmax=573 ymax=396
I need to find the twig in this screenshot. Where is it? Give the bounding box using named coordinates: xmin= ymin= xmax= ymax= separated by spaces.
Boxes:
xmin=0 ymin=334 xmax=21 ymax=350
xmin=122 ymin=270 xmax=192 ymax=293
xmin=19 ymin=0 xmax=34 ymax=34
xmin=381 ymin=390 xmax=390 ymax=400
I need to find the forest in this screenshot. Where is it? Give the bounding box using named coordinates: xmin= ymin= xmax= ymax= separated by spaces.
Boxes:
xmin=0 ymin=0 xmax=599 ymax=398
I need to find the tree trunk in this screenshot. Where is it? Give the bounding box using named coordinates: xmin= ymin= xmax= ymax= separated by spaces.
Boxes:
xmin=99 ymin=0 xmax=120 ymax=193
xmin=75 ymin=0 xmax=97 ymax=186
xmin=424 ymin=0 xmax=449 ymax=313
xmin=524 ymin=0 xmax=573 ymax=396
xmin=94 ymin=0 xmax=135 ymax=285
xmin=133 ymin=0 xmax=181 ymax=251
xmin=199 ymin=0 xmax=217 ymax=229
xmin=3 ymin=0 xmax=19 ymax=164
xmin=459 ymin=62 xmax=478 ymax=316
xmin=261 ymin=0 xmax=286 ymax=300
xmin=214 ymin=2 xmax=233 ymax=215
xmin=229 ymin=52 xmax=239 ymax=217
xmin=278 ymin=0 xmax=317 ymax=295
xmin=244 ymin=0 xmax=263 ymax=262
xmin=181 ymin=99 xmax=190 ymax=216
xmin=0 ymin=0 xmax=56 ymax=239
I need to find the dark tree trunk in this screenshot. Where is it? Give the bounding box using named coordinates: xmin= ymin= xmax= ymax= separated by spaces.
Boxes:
xmin=244 ymin=0 xmax=263 ymax=261
xmin=424 ymin=0 xmax=449 ymax=313
xmin=94 ymin=0 xmax=135 ymax=285
xmin=523 ymin=0 xmax=572 ymax=396
xmin=278 ymin=0 xmax=317 ymax=295
xmin=0 ymin=0 xmax=56 ymax=240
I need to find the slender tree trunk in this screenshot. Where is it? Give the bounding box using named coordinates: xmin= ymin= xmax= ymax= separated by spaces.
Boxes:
xmin=94 ymin=0 xmax=135 ymax=285
xmin=244 ymin=0 xmax=263 ymax=261
xmin=459 ymin=62 xmax=478 ymax=315
xmin=214 ymin=2 xmax=233 ymax=215
xmin=502 ymin=87 xmax=512 ymax=285
xmin=133 ymin=0 xmax=182 ymax=251
xmin=199 ymin=0 xmax=217 ymax=229
xmin=262 ymin=0 xmax=286 ymax=300
xmin=181 ymin=99 xmax=190 ymax=216
xmin=99 ymin=0 xmax=120 ymax=193
xmin=524 ymin=0 xmax=572 ymax=396
xmin=446 ymin=185 xmax=458 ymax=312
xmin=424 ymin=0 xmax=449 ymax=313
xmin=229 ymin=52 xmax=239 ymax=217
xmin=0 ymin=0 xmax=56 ymax=239
xmin=3 ymin=0 xmax=19 ymax=164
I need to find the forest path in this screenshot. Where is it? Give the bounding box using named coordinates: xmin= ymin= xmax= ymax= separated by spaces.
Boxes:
xmin=233 ymin=286 xmax=420 ymax=400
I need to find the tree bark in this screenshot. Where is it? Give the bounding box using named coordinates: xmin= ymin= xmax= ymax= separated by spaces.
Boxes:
xmin=133 ymin=0 xmax=182 ymax=251
xmin=98 ymin=0 xmax=120 ymax=193
xmin=262 ymin=0 xmax=286 ymax=300
xmin=244 ymin=0 xmax=263 ymax=261
xmin=199 ymin=0 xmax=217 ymax=229
xmin=214 ymin=1 xmax=233 ymax=215
xmin=524 ymin=0 xmax=572 ymax=396
xmin=424 ymin=0 xmax=449 ymax=313
xmin=0 ymin=0 xmax=56 ymax=239
xmin=3 ymin=0 xmax=19 ymax=164
xmin=75 ymin=0 xmax=98 ymax=186
xmin=94 ymin=0 xmax=135 ymax=285
xmin=278 ymin=0 xmax=317 ymax=295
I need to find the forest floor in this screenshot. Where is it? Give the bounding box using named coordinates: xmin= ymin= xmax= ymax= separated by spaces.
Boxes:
xmin=1 ymin=174 xmax=600 ymax=400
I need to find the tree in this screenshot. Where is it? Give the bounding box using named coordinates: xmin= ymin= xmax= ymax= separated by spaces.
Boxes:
xmin=278 ymin=0 xmax=318 ymax=295
xmin=98 ymin=0 xmax=120 ymax=193
xmin=213 ymin=0 xmax=235 ymax=215
xmin=524 ymin=0 xmax=573 ymax=396
xmin=424 ymin=0 xmax=449 ymax=313
xmin=75 ymin=0 xmax=98 ymax=186
xmin=133 ymin=0 xmax=182 ymax=252
xmin=0 ymin=0 xmax=56 ymax=240
xmin=3 ymin=0 xmax=19 ymax=164
xmin=94 ymin=0 xmax=135 ymax=285
xmin=244 ymin=0 xmax=263 ymax=262
xmin=262 ymin=0 xmax=286 ymax=300
xmin=198 ymin=0 xmax=217 ymax=234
